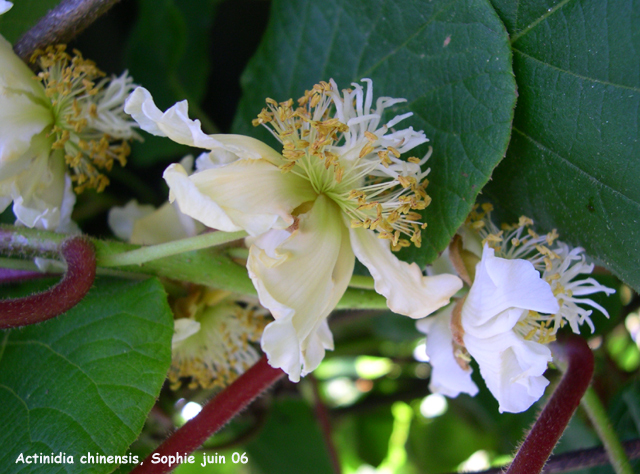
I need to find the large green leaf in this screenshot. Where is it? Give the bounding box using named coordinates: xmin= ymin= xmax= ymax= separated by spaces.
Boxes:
xmin=0 ymin=0 xmax=61 ymax=42
xmin=233 ymin=0 xmax=516 ymax=265
xmin=485 ymin=0 xmax=640 ymax=291
xmin=0 ymin=278 xmax=173 ymax=473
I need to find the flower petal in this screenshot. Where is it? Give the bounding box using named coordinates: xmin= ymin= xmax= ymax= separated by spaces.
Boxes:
xmin=108 ymin=199 xmax=155 ymax=241
xmin=250 ymin=195 xmax=354 ymax=381
xmin=464 ymin=330 xmax=551 ymax=413
xmin=0 ymin=1 xmax=13 ymax=15
xmin=349 ymin=227 xmax=462 ymax=318
xmin=416 ymin=306 xmax=479 ymax=398
xmin=462 ymin=245 xmax=559 ymax=338
xmin=0 ymin=36 xmax=51 ymax=163
xmin=124 ymin=87 xmax=221 ymax=149
xmin=164 ymin=158 xmax=316 ymax=236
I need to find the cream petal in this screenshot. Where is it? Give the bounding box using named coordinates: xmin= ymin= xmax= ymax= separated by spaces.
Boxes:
xmin=164 ymin=159 xmax=316 ymax=236
xmin=250 ymin=195 xmax=354 ymax=381
xmin=124 ymin=87 xmax=221 ymax=149
xmin=0 ymin=35 xmax=52 ymax=164
xmin=130 ymin=201 xmax=204 ymax=245
xmin=349 ymin=227 xmax=462 ymax=318
xmin=462 ymin=246 xmax=559 ymax=338
xmin=108 ymin=199 xmax=155 ymax=241
xmin=464 ymin=330 xmax=551 ymax=413
xmin=12 ymin=138 xmax=72 ymax=232
xmin=416 ymin=306 xmax=479 ymax=398
xmin=172 ymin=318 xmax=202 ymax=348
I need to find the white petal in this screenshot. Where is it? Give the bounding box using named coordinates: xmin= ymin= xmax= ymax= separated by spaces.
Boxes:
xmin=108 ymin=199 xmax=155 ymax=241
xmin=251 ymin=195 xmax=354 ymax=381
xmin=416 ymin=306 xmax=479 ymax=398
xmin=164 ymin=159 xmax=316 ymax=236
xmin=349 ymin=227 xmax=462 ymax=318
xmin=462 ymin=245 xmax=559 ymax=338
xmin=124 ymin=87 xmax=221 ymax=149
xmin=0 ymin=1 xmax=13 ymax=15
xmin=464 ymin=330 xmax=551 ymax=413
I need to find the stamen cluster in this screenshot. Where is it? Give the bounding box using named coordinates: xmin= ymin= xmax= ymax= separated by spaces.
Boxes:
xmin=466 ymin=204 xmax=614 ymax=341
xmin=253 ymin=79 xmax=432 ymax=250
xmin=169 ymin=288 xmax=269 ymax=390
xmin=31 ymin=45 xmax=137 ymax=192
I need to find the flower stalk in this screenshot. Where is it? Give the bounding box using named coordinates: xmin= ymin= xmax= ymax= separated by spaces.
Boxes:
xmin=0 ymin=236 xmax=96 ymax=328
xmin=131 ymin=356 xmax=284 ymax=474
xmin=97 ymin=230 xmax=248 ymax=267
xmin=506 ymin=334 xmax=594 ymax=474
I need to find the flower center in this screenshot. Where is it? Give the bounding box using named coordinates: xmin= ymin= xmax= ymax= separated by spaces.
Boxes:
xmin=254 ymin=80 xmax=432 ymax=250
xmin=31 ymin=45 xmax=135 ymax=193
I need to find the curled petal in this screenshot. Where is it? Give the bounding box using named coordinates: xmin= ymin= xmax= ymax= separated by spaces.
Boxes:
xmin=464 ymin=330 xmax=551 ymax=413
xmin=124 ymin=87 xmax=221 ymax=149
xmin=462 ymin=245 xmax=559 ymax=338
xmin=164 ymin=159 xmax=316 ymax=236
xmin=416 ymin=305 xmax=479 ymax=398
xmin=349 ymin=227 xmax=462 ymax=318
xmin=249 ymin=195 xmax=354 ymax=381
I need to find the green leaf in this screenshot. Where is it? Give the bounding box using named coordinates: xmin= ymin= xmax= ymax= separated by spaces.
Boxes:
xmin=232 ymin=0 xmax=516 ymax=265
xmin=125 ymin=0 xmax=222 ymax=166
xmin=0 ymin=278 xmax=173 ymax=473
xmin=245 ymin=398 xmax=335 ymax=474
xmin=0 ymin=0 xmax=61 ymax=43
xmin=485 ymin=0 xmax=640 ymax=291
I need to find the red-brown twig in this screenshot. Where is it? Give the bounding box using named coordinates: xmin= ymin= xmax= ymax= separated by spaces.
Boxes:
xmin=131 ymin=356 xmax=285 ymax=474
xmin=506 ymin=335 xmax=594 ymax=474
xmin=0 ymin=237 xmax=96 ymax=328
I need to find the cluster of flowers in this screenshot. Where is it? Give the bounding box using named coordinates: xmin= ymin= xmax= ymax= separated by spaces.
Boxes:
xmin=0 ymin=2 xmax=613 ymax=409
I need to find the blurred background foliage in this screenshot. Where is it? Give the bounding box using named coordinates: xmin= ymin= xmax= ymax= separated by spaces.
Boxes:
xmin=0 ymin=0 xmax=639 ymax=473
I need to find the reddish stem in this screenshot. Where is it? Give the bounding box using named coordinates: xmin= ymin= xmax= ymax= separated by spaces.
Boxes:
xmin=506 ymin=335 xmax=594 ymax=474
xmin=0 ymin=237 xmax=96 ymax=329
xmin=310 ymin=375 xmax=341 ymax=474
xmin=131 ymin=356 xmax=285 ymax=474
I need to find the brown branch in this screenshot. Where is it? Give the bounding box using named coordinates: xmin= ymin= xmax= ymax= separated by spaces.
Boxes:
xmin=0 ymin=237 xmax=96 ymax=328
xmin=13 ymin=0 xmax=122 ymax=60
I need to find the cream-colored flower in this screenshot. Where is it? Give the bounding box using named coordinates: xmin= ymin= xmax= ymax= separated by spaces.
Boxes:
xmin=125 ymin=79 xmax=462 ymax=381
xmin=0 ymin=37 xmax=137 ymax=231
xmin=169 ymin=288 xmax=269 ymax=390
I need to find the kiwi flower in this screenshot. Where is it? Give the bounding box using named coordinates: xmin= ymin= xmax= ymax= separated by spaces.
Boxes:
xmin=0 ymin=16 xmax=137 ymax=231
xmin=418 ymin=205 xmax=614 ymax=413
xmin=125 ymin=79 xmax=462 ymax=381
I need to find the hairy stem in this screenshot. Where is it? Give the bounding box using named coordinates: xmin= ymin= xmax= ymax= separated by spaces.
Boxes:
xmin=131 ymin=356 xmax=284 ymax=474
xmin=0 ymin=237 xmax=96 ymax=328
xmin=14 ymin=0 xmax=123 ymax=60
xmin=506 ymin=335 xmax=594 ymax=474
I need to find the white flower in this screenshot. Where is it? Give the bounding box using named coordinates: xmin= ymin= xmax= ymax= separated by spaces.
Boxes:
xmin=0 ymin=1 xmax=12 ymax=15
xmin=125 ymin=79 xmax=463 ymax=382
xmin=0 ymin=41 xmax=137 ymax=231
xmin=420 ymin=205 xmax=614 ymax=413
xmin=108 ymin=156 xmax=204 ymax=244
xmin=462 ymin=244 xmax=559 ymax=413
xmin=169 ymin=288 xmax=269 ymax=390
